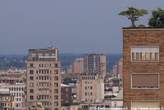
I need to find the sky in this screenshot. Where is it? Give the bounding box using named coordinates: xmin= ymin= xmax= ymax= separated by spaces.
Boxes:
xmin=0 ymin=0 xmax=164 ymax=54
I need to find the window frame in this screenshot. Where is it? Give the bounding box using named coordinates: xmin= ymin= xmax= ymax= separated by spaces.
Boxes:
xmin=131 ymin=73 xmax=160 ymax=89
xmin=130 ymin=46 xmax=159 ymax=62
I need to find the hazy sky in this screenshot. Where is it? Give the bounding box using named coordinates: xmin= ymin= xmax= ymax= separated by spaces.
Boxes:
xmin=0 ymin=0 xmax=164 ymax=54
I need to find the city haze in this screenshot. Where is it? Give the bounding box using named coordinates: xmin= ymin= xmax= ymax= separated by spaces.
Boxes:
xmin=0 ymin=0 xmax=164 ymax=54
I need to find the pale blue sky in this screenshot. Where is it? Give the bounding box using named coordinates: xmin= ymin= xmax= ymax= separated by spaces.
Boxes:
xmin=0 ymin=0 xmax=164 ymax=54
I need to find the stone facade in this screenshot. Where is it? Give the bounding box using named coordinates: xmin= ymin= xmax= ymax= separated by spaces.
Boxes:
xmin=77 ymin=74 xmax=104 ymax=104
xmin=26 ymin=48 xmax=61 ymax=110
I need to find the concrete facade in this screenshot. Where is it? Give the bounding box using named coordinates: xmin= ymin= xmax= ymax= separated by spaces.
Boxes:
xmin=0 ymin=83 xmax=26 ymax=110
xmin=26 ymin=48 xmax=61 ymax=110
xmin=0 ymin=88 xmax=15 ymax=110
xmin=77 ymin=74 xmax=104 ymax=104
xmin=84 ymin=54 xmax=107 ymax=76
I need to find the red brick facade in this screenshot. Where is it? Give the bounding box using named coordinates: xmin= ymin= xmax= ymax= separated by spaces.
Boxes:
xmin=123 ymin=28 xmax=164 ymax=109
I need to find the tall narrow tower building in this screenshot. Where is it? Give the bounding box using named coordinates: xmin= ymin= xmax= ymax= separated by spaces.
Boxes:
xmin=26 ymin=48 xmax=61 ymax=110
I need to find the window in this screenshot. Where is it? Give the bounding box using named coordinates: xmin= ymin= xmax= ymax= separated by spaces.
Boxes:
xmin=85 ymin=92 xmax=87 ymax=96
xmin=54 ymin=76 xmax=58 ymax=80
xmin=55 ymin=64 xmax=58 ymax=67
xmin=29 ymin=70 xmax=34 ymax=74
xmin=54 ymin=70 xmax=58 ymax=74
xmin=30 ymin=89 xmax=34 ymax=93
xmin=54 ymin=95 xmax=58 ymax=100
xmin=29 ymin=76 xmax=34 ymax=80
xmin=54 ymin=89 xmax=58 ymax=93
xmin=131 ymin=46 xmax=159 ymax=62
xmin=29 ymin=63 xmax=33 ymax=67
xmin=54 ymin=83 xmax=58 ymax=87
xmin=30 ymin=96 xmax=34 ymax=100
xmin=131 ymin=101 xmax=160 ymax=109
xmin=54 ymin=102 xmax=58 ymax=106
xmin=131 ymin=73 xmax=159 ymax=89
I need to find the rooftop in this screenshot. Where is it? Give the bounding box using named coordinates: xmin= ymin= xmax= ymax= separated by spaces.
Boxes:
xmin=123 ymin=27 xmax=164 ymax=30
xmin=0 ymin=88 xmax=10 ymax=94
xmin=28 ymin=47 xmax=58 ymax=52
xmin=111 ymin=89 xmax=123 ymax=100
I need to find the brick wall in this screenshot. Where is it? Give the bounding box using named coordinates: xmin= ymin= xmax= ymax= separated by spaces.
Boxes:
xmin=123 ymin=28 xmax=164 ymax=108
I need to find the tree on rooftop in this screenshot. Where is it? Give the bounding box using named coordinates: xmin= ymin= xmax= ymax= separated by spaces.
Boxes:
xmin=149 ymin=8 xmax=164 ymax=27
xmin=119 ymin=7 xmax=148 ymax=27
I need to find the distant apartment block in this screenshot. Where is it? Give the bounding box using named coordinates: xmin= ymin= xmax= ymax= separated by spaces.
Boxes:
xmin=123 ymin=28 xmax=164 ymax=109
xmin=112 ymin=58 xmax=123 ymax=79
xmin=0 ymin=70 xmax=26 ymax=110
xmin=72 ymin=58 xmax=84 ymax=74
xmin=0 ymin=88 xmax=15 ymax=110
xmin=0 ymin=70 xmax=25 ymax=84
xmin=26 ymin=48 xmax=61 ymax=110
xmin=84 ymin=54 xmax=107 ymax=76
xmin=0 ymin=83 xmax=26 ymax=110
xmin=77 ymin=74 xmax=104 ymax=104
xmin=81 ymin=89 xmax=123 ymax=110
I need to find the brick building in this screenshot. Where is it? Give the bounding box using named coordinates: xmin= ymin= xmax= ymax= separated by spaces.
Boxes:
xmin=123 ymin=28 xmax=164 ymax=109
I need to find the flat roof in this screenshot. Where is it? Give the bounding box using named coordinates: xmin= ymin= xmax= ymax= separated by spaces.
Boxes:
xmin=29 ymin=48 xmax=58 ymax=51
xmin=0 ymin=88 xmax=10 ymax=94
xmin=112 ymin=89 xmax=123 ymax=100
xmin=123 ymin=27 xmax=164 ymax=30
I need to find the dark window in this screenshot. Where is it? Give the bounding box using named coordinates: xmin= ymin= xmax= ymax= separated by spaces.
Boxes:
xmin=30 ymin=89 xmax=34 ymax=93
xmin=54 ymin=89 xmax=58 ymax=93
xmin=55 ymin=64 xmax=58 ymax=67
xmin=30 ymin=76 xmax=34 ymax=80
xmin=54 ymin=95 xmax=58 ymax=100
xmin=30 ymin=63 xmax=33 ymax=67
xmin=30 ymin=96 xmax=34 ymax=100
xmin=29 ymin=70 xmax=34 ymax=74
xmin=54 ymin=76 xmax=58 ymax=80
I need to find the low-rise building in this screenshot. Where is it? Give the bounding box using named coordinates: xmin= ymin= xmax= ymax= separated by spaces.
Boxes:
xmin=61 ymin=105 xmax=80 ymax=110
xmin=28 ymin=102 xmax=45 ymax=110
xmin=0 ymin=88 xmax=15 ymax=110
xmin=77 ymin=74 xmax=104 ymax=104
xmin=0 ymin=83 xmax=26 ymax=110
xmin=81 ymin=89 xmax=123 ymax=110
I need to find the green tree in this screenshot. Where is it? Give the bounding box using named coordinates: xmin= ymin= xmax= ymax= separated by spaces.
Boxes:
xmin=119 ymin=7 xmax=148 ymax=27
xmin=149 ymin=8 xmax=164 ymax=27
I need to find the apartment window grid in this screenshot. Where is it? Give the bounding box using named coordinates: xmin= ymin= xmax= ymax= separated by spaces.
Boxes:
xmin=131 ymin=46 xmax=159 ymax=62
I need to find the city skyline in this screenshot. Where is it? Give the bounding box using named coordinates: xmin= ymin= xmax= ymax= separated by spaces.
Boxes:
xmin=0 ymin=0 xmax=164 ymax=54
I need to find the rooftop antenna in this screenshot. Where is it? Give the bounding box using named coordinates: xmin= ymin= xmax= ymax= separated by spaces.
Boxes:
xmin=48 ymin=41 xmax=54 ymax=48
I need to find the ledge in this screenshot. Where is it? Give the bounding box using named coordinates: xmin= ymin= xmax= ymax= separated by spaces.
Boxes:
xmin=123 ymin=27 xmax=164 ymax=30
